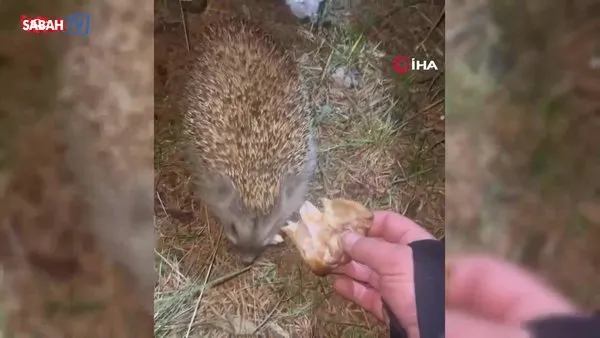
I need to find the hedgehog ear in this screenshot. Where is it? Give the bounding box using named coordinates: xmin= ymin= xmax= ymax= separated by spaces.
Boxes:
xmin=280 ymin=171 xmax=310 ymax=214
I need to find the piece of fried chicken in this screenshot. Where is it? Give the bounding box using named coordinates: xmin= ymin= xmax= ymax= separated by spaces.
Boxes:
xmin=281 ymin=198 xmax=374 ymax=276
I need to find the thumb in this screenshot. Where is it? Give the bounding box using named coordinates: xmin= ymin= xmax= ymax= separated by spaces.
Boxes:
xmin=342 ymin=232 xmax=411 ymax=275
xmin=446 ymin=310 xmax=532 ymax=338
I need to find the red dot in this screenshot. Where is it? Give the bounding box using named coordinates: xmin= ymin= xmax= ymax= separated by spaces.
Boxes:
xmin=393 ymin=55 xmax=410 ymax=74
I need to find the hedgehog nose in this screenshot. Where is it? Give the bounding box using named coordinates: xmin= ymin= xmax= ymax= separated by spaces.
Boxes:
xmin=240 ymin=255 xmax=256 ymax=266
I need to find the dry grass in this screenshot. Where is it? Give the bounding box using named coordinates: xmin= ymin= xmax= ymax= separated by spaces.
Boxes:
xmin=446 ymin=0 xmax=600 ymax=309
xmin=154 ymin=0 xmax=444 ymax=336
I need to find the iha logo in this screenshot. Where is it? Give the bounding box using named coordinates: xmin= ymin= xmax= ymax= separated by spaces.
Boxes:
xmin=393 ymin=56 xmax=439 ymax=74
xmin=21 ymin=13 xmax=90 ymax=36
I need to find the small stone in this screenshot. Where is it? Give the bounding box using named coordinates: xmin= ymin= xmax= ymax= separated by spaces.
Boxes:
xmin=331 ymin=66 xmax=362 ymax=88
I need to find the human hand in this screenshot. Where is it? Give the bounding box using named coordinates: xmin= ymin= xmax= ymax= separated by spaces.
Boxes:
xmin=333 ymin=211 xmax=435 ymax=338
xmin=446 ymin=255 xmax=581 ymax=338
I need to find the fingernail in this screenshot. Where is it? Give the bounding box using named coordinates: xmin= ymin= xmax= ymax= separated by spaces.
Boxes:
xmin=342 ymin=232 xmax=360 ymax=248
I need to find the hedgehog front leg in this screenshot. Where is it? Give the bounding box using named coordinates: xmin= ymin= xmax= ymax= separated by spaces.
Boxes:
xmin=268 ymin=234 xmax=285 ymax=245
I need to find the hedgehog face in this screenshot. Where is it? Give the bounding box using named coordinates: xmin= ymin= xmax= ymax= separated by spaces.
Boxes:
xmin=196 ymin=164 xmax=315 ymax=265
xmin=224 ymin=169 xmax=312 ymax=265
xmin=236 ymin=170 xmax=313 ymax=265
xmin=192 ymin=132 xmax=318 ymax=265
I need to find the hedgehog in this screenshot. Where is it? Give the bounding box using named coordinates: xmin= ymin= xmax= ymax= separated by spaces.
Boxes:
xmin=182 ymin=18 xmax=317 ymax=265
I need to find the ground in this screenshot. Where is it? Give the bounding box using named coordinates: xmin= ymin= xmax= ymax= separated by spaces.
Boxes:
xmin=154 ymin=0 xmax=444 ymax=336
xmin=446 ymin=0 xmax=600 ymax=310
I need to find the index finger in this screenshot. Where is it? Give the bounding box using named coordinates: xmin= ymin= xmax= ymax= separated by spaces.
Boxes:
xmin=343 ymin=233 xmax=413 ymax=276
xmin=368 ymin=211 xmax=434 ymax=245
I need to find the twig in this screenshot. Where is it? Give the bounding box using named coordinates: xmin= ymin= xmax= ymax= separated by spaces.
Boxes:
xmin=156 ymin=190 xmax=168 ymax=217
xmin=252 ymin=298 xmax=283 ymax=335
xmin=321 ymin=320 xmax=371 ymax=329
xmin=184 ymin=227 xmax=222 ymax=337
xmin=430 ymin=137 xmax=445 ymax=151
xmin=427 ymin=70 xmax=443 ymax=94
xmin=416 ymin=6 xmax=445 ymax=51
xmin=252 ymin=291 xmax=300 ymax=335
xmin=203 ymin=265 xmax=252 ymax=290
xmin=155 ymin=249 xmax=188 ymax=283
xmin=178 ymin=0 xmax=191 ymax=52
xmin=421 ymin=97 xmax=444 ymax=113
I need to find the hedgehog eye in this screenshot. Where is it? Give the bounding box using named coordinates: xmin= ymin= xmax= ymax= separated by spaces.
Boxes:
xmin=228 ymin=196 xmax=244 ymax=215
xmin=226 ymin=225 xmax=239 ymax=246
xmin=214 ymin=177 xmax=234 ymax=199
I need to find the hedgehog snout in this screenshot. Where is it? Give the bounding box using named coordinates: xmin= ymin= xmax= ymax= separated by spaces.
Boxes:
xmin=234 ymin=242 xmax=266 ymax=266
xmin=221 ymin=216 xmax=271 ymax=265
xmin=239 ymin=251 xmax=260 ymax=266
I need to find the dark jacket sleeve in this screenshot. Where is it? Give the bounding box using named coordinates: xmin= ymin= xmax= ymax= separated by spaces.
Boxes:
xmin=385 ymin=238 xmax=445 ymax=338
xmin=526 ymin=313 xmax=600 ymax=338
